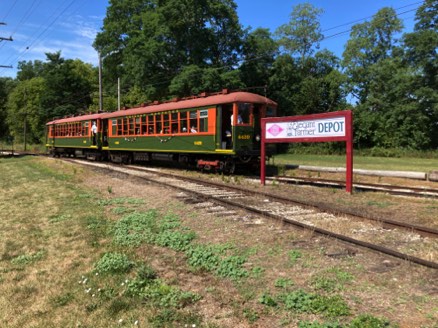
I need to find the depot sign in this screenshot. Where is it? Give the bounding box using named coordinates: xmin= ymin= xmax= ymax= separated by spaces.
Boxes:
xmin=265 ymin=116 xmax=346 ymax=141
xmin=261 ymin=110 xmax=353 ymax=193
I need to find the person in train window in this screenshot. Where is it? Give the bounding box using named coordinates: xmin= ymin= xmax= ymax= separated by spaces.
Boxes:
xmin=190 ymin=126 xmax=197 ymax=133
xmin=230 ymin=114 xmax=243 ymax=125
xmin=91 ymin=121 xmax=97 ymax=145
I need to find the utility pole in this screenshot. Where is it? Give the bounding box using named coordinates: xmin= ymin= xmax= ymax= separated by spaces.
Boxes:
xmin=98 ymin=53 xmax=103 ymax=112
xmin=0 ymin=22 xmax=13 ymax=69
xmin=0 ymin=22 xmax=13 ymax=42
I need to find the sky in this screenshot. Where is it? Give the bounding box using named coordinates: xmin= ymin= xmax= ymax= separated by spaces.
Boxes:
xmin=0 ymin=0 xmax=422 ymax=78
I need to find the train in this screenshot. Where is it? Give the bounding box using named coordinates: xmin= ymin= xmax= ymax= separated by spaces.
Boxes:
xmin=45 ymin=89 xmax=277 ymax=173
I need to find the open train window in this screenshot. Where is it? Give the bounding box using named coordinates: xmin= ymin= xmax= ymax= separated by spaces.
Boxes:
xmin=237 ymin=103 xmax=251 ymax=125
xmin=266 ymin=106 xmax=276 ymax=117
xmin=199 ymin=109 xmax=208 ymax=132
xmin=189 ymin=111 xmax=198 ymax=132
xmin=180 ymin=111 xmax=188 ymax=133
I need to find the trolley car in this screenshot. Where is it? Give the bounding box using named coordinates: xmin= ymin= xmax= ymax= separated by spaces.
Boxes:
xmin=46 ymin=90 xmax=277 ymax=173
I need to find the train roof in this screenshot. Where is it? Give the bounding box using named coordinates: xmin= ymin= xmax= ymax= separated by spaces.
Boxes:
xmin=102 ymin=91 xmax=277 ymax=119
xmin=46 ymin=113 xmax=104 ymax=125
xmin=46 ymin=91 xmax=277 ymax=125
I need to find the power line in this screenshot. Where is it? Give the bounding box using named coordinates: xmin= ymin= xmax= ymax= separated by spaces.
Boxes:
xmin=321 ymin=1 xmax=423 ymax=33
xmin=0 ymin=22 xmax=13 ymax=67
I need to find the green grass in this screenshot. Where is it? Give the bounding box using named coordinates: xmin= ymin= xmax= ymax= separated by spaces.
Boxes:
xmin=272 ymin=154 xmax=438 ymax=172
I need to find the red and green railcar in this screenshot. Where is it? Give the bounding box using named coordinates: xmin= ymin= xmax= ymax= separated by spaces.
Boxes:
xmin=46 ymin=90 xmax=277 ymax=172
xmin=46 ymin=113 xmax=105 ymax=160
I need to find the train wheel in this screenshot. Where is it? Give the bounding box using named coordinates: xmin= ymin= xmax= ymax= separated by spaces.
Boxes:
xmin=225 ymin=161 xmax=235 ymax=174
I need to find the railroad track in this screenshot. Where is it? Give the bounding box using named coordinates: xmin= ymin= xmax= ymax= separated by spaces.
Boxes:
xmin=60 ymin=158 xmax=438 ymax=269
xmin=272 ymin=175 xmax=438 ymax=198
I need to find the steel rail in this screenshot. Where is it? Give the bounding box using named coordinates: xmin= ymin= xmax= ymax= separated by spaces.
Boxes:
xmin=272 ymin=176 xmax=438 ymax=198
xmin=60 ymin=159 xmax=438 ymax=269
xmin=125 ymin=166 xmax=438 ymax=239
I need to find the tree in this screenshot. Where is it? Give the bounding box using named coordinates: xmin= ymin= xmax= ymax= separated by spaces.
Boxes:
xmin=240 ymin=28 xmax=278 ymax=90
xmin=0 ymin=78 xmax=15 ymax=139
xmin=6 ymin=78 xmax=46 ymax=143
xmin=94 ymin=0 xmax=244 ymax=100
xmin=275 ymin=3 xmax=323 ymax=64
xmin=41 ymin=52 xmax=94 ymax=120
xmin=342 ymin=7 xmax=403 ymax=103
xmin=403 ymin=0 xmax=438 ymax=147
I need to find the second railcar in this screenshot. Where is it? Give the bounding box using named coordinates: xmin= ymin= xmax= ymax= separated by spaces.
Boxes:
xmin=101 ymin=90 xmax=277 ymax=172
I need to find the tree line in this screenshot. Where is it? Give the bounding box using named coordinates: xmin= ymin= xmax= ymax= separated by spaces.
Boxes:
xmin=0 ymin=0 xmax=436 ymax=150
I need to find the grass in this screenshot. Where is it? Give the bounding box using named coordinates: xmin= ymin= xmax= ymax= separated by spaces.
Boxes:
xmin=272 ymin=153 xmax=438 ymax=172
xmin=1 ymin=156 xmax=436 ymax=327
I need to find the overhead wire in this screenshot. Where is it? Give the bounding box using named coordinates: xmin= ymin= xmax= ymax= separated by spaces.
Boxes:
xmin=0 ymin=0 xmax=424 ymax=100
xmin=1 ymin=0 xmax=19 ymax=21
xmin=0 ymin=0 xmax=80 ymax=74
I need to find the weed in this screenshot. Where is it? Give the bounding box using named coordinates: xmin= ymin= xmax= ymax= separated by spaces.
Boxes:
xmin=94 ymin=252 xmax=134 ymax=275
xmin=274 ymin=278 xmax=294 ymax=289
xmin=263 ymin=290 xmax=351 ymax=317
xmin=155 ymin=230 xmax=196 ymax=251
xmin=311 ymin=268 xmax=353 ymax=292
xmin=48 ymin=214 xmax=72 ymax=223
xmin=251 ymin=266 xmax=265 ymax=278
xmin=113 ymin=211 xmax=158 ymax=247
xmin=215 ymin=255 xmax=248 ymax=279
xmin=349 ymin=314 xmax=394 ymax=328
xmin=185 ymin=244 xmax=220 ymax=272
xmin=288 ymin=249 xmax=303 ymax=264
xmin=258 ymin=293 xmax=278 ymax=307
xmin=107 ymin=186 xmax=113 ymax=194
xmin=298 ymin=321 xmax=343 ymax=328
xmin=112 ymin=207 xmax=132 ymax=215
xmin=107 ymin=297 xmax=132 ymax=317
xmin=11 ymin=250 xmax=46 ymax=265
xmin=367 ymin=200 xmax=393 ymax=208
xmin=243 ymin=308 xmax=259 ymax=323
xmin=50 ymin=293 xmax=74 ymax=307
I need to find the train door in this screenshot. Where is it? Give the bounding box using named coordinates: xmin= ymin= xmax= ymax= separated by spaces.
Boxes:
xmin=101 ymin=119 xmax=109 ymax=147
xmin=220 ymin=104 xmax=233 ymax=149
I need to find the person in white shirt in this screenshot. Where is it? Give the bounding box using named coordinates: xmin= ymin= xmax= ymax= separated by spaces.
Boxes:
xmin=91 ymin=121 xmax=97 ymax=145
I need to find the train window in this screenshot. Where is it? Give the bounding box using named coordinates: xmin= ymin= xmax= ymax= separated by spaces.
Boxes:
xmin=135 ymin=117 xmax=141 ymax=135
xmin=117 ymin=119 xmax=122 ymax=135
xmin=199 ymin=110 xmax=208 ymax=132
xmin=171 ymin=112 xmax=178 ymax=133
xmin=147 ymin=115 xmax=154 ymax=134
xmin=189 ymin=111 xmax=198 ymax=133
xmin=141 ymin=116 xmax=147 ymax=134
xmin=129 ymin=118 xmax=135 ymax=135
xmin=237 ymin=103 xmax=251 ymax=125
xmin=180 ymin=112 xmax=188 ymax=133
xmin=156 ymin=114 xmax=163 ymax=134
xmin=162 ymin=113 xmax=170 ymax=134
xmin=112 ymin=119 xmax=117 ymax=135
xmin=266 ymin=106 xmax=276 ymax=117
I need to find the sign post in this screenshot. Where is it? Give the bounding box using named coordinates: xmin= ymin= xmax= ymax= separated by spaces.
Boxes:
xmin=261 ymin=110 xmax=353 ymax=193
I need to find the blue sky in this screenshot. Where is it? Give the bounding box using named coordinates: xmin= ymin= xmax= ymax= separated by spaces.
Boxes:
xmin=0 ymin=0 xmax=421 ymax=78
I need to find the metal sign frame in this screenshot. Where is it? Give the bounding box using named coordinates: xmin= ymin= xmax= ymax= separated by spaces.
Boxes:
xmin=261 ymin=110 xmax=353 ymax=193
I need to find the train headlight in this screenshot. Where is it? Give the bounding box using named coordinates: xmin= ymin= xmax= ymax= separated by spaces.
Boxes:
xmin=255 ymin=135 xmax=261 ymax=142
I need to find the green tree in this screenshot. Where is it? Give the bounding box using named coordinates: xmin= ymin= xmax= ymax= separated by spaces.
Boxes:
xmin=94 ymin=0 xmax=243 ymax=100
xmin=0 ymin=78 xmax=16 ymax=139
xmin=6 ymin=78 xmax=46 ymax=143
xmin=269 ymin=51 xmax=346 ymax=116
xmin=403 ymin=0 xmax=438 ymax=148
xmin=240 ymin=28 xmax=278 ymax=90
xmin=342 ymin=7 xmax=403 ymax=103
xmin=41 ymin=52 xmax=94 ymax=120
xmin=275 ymin=3 xmax=323 ymax=64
